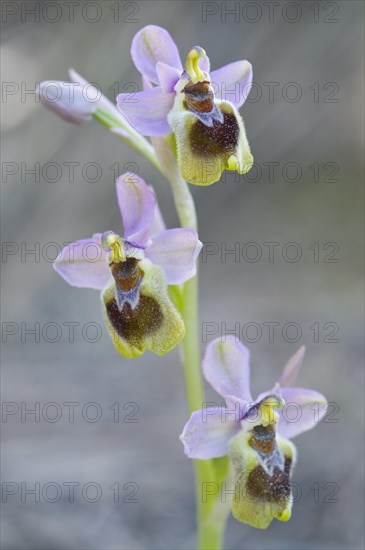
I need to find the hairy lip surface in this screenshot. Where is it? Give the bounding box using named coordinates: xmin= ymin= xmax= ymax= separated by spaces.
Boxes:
xmin=105 ymin=294 xmax=163 ymax=350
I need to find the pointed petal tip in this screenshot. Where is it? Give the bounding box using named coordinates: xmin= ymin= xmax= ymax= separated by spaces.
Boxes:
xmin=207 ymin=335 xmax=250 ymax=359
xmin=68 ymin=68 xmax=79 ymax=81
xmin=278 ymin=345 xmax=307 ymax=387
xmin=196 ymin=238 xmax=203 ymax=255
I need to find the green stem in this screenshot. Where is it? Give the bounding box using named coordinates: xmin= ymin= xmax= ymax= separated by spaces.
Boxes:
xmin=181 ymin=278 xmax=226 ymax=549
xmin=181 ymin=277 xmax=203 ymax=412
xmin=164 ymin=149 xmax=226 ymax=549
xmin=199 ymin=519 xmax=226 ymax=550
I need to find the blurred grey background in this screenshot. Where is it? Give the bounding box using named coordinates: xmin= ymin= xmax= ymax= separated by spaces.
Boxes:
xmin=1 ymin=1 xmax=364 ymax=549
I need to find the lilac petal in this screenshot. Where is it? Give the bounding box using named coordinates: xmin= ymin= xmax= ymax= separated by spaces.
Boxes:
xmin=222 ymin=394 xmax=251 ymax=419
xmin=38 ymin=81 xmax=96 ymax=124
xmin=146 ymin=229 xmax=202 ymax=284
xmin=148 ymin=197 xmax=166 ymax=235
xmin=54 ymin=234 xmax=110 ymax=289
xmin=278 ymin=346 xmax=306 ymax=387
xmin=156 ymin=62 xmax=181 ymax=93
xmin=142 ymin=75 xmax=153 ymax=91
xmin=180 ymin=407 xmax=240 ymax=459
xmin=210 ymin=60 xmax=253 ymax=108
xmin=117 ymin=87 xmax=174 ymax=136
xmin=116 ymin=173 xmax=156 ymax=245
xmin=203 ymin=336 xmax=253 ymax=402
xmin=278 ymin=387 xmax=327 ymax=439
xmin=131 ymin=25 xmax=182 ymax=84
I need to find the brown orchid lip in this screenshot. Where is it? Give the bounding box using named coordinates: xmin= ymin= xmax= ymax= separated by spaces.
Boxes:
xmin=246 ymin=456 xmax=292 ymax=505
xmin=105 ymin=257 xmax=165 ymax=350
xmin=188 ymin=110 xmax=239 ymax=158
xmin=105 ymin=294 xmax=163 ymax=351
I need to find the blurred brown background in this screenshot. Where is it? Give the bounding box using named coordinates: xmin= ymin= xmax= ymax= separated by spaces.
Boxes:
xmin=1 ymin=1 xmax=364 ymax=548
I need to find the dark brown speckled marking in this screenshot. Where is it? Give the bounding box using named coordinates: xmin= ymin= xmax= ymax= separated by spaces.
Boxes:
xmin=105 ymin=294 xmax=163 ymax=349
xmin=189 ymin=111 xmax=239 ymax=158
xmin=246 ymin=457 xmax=292 ymax=504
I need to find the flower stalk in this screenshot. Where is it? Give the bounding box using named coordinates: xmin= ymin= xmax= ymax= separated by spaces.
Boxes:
xmin=93 ymin=108 xmax=163 ymax=173
xmin=179 ymin=234 xmax=229 ymax=550
xmin=161 ymin=141 xmax=228 ymax=549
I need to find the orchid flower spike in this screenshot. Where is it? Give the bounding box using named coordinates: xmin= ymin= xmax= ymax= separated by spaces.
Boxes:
xmin=54 ymin=173 xmax=202 ymax=358
xmin=117 ymin=25 xmax=254 ymax=186
xmin=180 ymin=337 xmax=327 ymax=528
